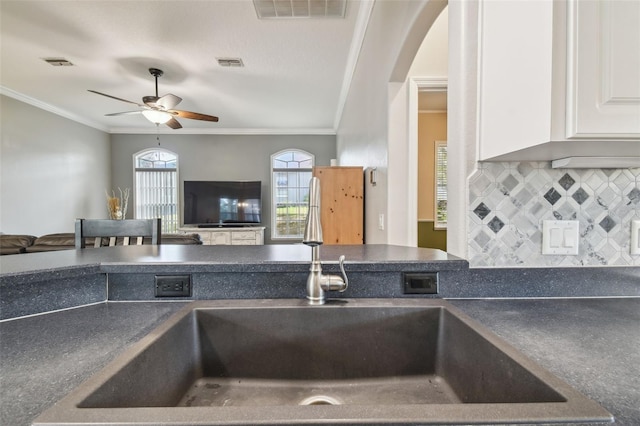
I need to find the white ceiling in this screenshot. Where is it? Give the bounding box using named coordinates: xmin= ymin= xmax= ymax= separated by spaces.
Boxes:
xmin=0 ymin=0 xmax=368 ymax=134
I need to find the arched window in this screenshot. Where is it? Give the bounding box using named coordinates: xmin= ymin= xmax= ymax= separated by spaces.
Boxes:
xmin=271 ymin=149 xmax=314 ymax=239
xmin=134 ymin=149 xmax=178 ymax=233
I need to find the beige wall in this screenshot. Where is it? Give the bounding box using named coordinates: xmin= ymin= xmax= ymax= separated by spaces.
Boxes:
xmin=418 ymin=112 xmax=447 ymax=220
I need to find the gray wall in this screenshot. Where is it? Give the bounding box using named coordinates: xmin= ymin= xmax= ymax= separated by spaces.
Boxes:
xmin=1 ymin=95 xmax=111 ymax=235
xmin=110 ymin=133 xmax=336 ymax=243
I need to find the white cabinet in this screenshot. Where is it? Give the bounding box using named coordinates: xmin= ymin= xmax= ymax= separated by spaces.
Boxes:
xmin=566 ymin=0 xmax=640 ymax=139
xmin=211 ymin=232 xmax=231 ymax=245
xmin=179 ymin=227 xmax=265 ymax=246
xmin=230 ymin=230 xmax=263 ymax=245
xmin=477 ymin=0 xmax=640 ymax=162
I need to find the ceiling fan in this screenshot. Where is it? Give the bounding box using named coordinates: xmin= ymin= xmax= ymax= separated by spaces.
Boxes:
xmin=89 ymin=68 xmax=218 ymax=129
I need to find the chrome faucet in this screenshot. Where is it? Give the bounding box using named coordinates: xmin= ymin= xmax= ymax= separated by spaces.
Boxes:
xmin=302 ymin=177 xmax=348 ymax=305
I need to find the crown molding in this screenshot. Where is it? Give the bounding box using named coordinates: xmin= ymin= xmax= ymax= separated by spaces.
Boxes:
xmin=2 ymin=86 xmax=336 ymax=136
xmin=413 ymin=77 xmax=448 ymax=90
xmin=0 ymin=86 xmax=109 ymax=133
xmin=108 ymin=127 xmax=336 ymax=136
xmin=333 ymin=0 xmax=375 ymax=129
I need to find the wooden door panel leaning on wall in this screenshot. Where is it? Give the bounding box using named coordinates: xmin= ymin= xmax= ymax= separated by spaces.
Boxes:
xmin=312 ymin=166 xmax=364 ymax=245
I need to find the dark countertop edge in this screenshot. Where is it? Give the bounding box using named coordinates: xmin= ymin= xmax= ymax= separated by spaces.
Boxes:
xmin=97 ymin=259 xmax=470 ymax=273
xmin=4 ymin=261 xmax=640 ymax=281
xmin=0 ymin=260 xmax=469 ymax=281
xmin=0 ymin=264 xmax=102 ymax=283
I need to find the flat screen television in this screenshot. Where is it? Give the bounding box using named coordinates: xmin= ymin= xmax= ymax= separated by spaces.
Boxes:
xmin=183 ymin=181 xmax=262 ymax=227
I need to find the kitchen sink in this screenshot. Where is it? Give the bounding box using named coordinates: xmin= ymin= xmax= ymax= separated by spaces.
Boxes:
xmin=34 ymin=299 xmax=612 ymax=425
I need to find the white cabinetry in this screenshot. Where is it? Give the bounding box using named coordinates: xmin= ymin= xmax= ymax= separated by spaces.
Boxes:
xmin=478 ymin=0 xmax=640 ymax=162
xmin=566 ymin=0 xmax=640 ymax=139
xmin=179 ymin=227 xmax=265 ymax=246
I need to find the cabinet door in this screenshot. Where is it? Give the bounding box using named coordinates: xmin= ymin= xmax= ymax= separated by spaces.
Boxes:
xmin=312 ymin=166 xmax=364 ymax=244
xmin=211 ymin=232 xmax=231 ymax=245
xmin=477 ymin=0 xmax=555 ymax=160
xmin=197 ymin=231 xmax=212 ymax=245
xmin=231 ymin=231 xmax=257 ymax=245
xmin=566 ymin=0 xmax=640 ymax=138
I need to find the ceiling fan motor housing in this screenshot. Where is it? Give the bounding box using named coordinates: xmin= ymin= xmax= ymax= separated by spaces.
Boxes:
xmin=149 ymin=68 xmax=163 ymax=78
xmin=143 ymin=96 xmax=160 ymax=105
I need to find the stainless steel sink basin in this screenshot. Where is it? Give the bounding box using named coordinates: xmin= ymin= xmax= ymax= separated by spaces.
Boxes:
xmin=35 ymin=299 xmax=612 ymax=425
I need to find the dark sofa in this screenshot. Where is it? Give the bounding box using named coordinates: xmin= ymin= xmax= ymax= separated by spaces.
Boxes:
xmin=0 ymin=232 xmax=202 ymax=255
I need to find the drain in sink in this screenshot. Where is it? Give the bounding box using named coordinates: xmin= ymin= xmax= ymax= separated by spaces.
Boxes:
xmin=299 ymin=395 xmax=342 ymax=406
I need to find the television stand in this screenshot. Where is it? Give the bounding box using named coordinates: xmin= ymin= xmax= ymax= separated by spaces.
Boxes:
xmin=178 ymin=226 xmax=265 ymax=245
xmin=198 ymin=223 xmax=248 ymax=228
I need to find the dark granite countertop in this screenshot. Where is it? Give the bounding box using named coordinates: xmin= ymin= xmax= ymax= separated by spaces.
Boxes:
xmin=1 ymin=298 xmax=638 ymax=426
xmin=0 ymin=244 xmax=467 ymax=278
xmin=450 ymin=298 xmax=640 ymax=426
xmin=0 ymin=302 xmax=189 ymax=426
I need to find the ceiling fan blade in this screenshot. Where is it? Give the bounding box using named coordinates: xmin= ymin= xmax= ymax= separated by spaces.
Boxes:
xmin=88 ymin=90 xmax=144 ymax=107
xmin=165 ymin=117 xmax=183 ymax=129
xmin=169 ymin=109 xmax=219 ymax=122
xmin=105 ymin=110 xmax=143 ymax=116
xmin=156 ymin=94 xmax=182 ymax=110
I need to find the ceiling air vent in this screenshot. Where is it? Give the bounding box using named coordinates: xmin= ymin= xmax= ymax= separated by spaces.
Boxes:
xmin=217 ymin=58 xmax=244 ymax=67
xmin=42 ymin=57 xmax=74 ymax=66
xmin=253 ymin=0 xmax=346 ymax=19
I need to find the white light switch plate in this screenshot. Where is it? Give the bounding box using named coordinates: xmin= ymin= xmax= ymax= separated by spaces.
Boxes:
xmin=631 ymin=220 xmax=640 ymax=255
xmin=542 ymin=220 xmax=579 ymax=255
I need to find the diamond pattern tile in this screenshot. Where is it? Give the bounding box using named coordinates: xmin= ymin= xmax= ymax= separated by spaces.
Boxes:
xmin=571 ymin=187 xmax=590 ymax=205
xmin=558 ymin=173 xmax=576 ymax=190
xmin=487 ymin=216 xmax=505 ymax=234
xmin=501 ymin=174 xmax=519 ymax=192
xmin=599 ymin=215 xmax=617 ymax=233
xmin=628 ymin=187 xmax=640 ymax=205
xmin=468 ymin=161 xmax=639 ymax=267
xmin=473 ymin=202 xmax=491 ymax=220
xmin=512 ymin=187 xmax=533 ymax=208
xmin=544 ymin=188 xmax=562 ymax=205
xmin=554 ymin=202 xmax=577 ymax=221
xmin=473 ymin=229 xmax=492 ymax=248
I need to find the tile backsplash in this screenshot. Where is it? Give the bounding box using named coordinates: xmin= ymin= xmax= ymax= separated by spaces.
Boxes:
xmin=468 ymin=162 xmax=640 ymax=267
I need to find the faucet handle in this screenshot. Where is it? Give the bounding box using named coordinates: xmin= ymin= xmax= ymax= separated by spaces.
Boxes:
xmin=337 ymin=255 xmax=349 ymax=292
xmin=319 ymin=255 xmax=349 ymax=293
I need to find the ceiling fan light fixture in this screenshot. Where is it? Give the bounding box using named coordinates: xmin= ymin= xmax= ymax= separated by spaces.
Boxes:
xmin=142 ymin=109 xmax=172 ymax=124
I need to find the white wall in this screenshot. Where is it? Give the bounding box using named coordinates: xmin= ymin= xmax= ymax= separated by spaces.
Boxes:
xmin=1 ymin=95 xmax=111 ymax=235
xmin=337 ymin=0 xmax=446 ymax=245
xmin=409 ymin=6 xmax=449 ymax=77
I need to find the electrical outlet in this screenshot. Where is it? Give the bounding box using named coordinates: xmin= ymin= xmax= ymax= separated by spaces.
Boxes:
xmin=378 ymin=213 xmax=385 ymax=230
xmin=155 ymin=275 xmax=191 ymax=297
xmin=403 ymin=273 xmax=438 ymax=294
xmin=631 ymin=220 xmax=640 ymax=255
xmin=542 ymin=220 xmax=579 ymax=255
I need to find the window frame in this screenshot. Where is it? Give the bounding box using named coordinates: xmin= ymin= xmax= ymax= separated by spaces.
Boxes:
xmin=270 ymin=149 xmax=315 ymax=241
xmin=434 ymin=141 xmax=447 ymax=230
xmin=133 ymin=148 xmax=179 ymax=233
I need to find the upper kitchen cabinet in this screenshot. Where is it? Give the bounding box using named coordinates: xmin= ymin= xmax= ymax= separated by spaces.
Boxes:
xmin=477 ymin=0 xmax=640 ymax=162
